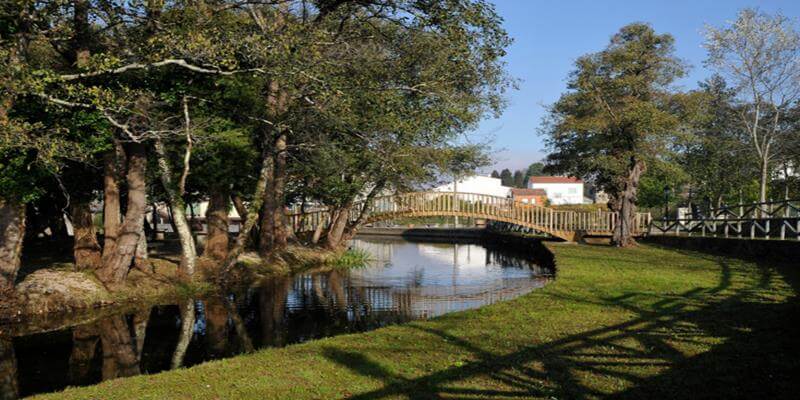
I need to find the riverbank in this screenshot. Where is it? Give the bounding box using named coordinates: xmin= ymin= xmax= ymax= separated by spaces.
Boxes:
xmin=35 ymin=241 xmax=800 ymax=399
xmin=0 ymin=244 xmax=356 ymax=325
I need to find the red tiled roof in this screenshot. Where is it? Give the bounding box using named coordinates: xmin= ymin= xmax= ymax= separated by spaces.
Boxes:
xmin=528 ymin=176 xmax=583 ymax=184
xmin=511 ymin=188 xmax=547 ymax=196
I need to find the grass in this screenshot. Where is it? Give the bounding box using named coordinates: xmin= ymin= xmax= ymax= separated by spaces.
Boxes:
xmin=330 ymin=248 xmax=372 ymax=269
xmin=35 ymin=242 xmax=800 ymax=399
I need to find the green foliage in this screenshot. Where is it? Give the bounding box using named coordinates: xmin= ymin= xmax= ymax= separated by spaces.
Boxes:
xmin=330 ymin=249 xmax=372 ymax=269
xmin=499 ymin=168 xmax=513 ymax=186
xmin=543 ymin=23 xmax=686 ymax=206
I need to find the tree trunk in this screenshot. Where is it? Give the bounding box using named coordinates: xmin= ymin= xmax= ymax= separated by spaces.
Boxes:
xmin=101 ymin=145 xmax=123 ymax=261
xmin=220 ymin=147 xmax=272 ymax=278
xmin=96 ymin=143 xmax=147 ymax=286
xmin=759 ymin=154 xmax=769 ymax=204
xmin=70 ymin=200 xmax=102 ymax=271
xmin=325 ymin=206 xmax=351 ymax=250
xmin=258 ymin=162 xmax=276 ymax=257
xmin=204 ymin=188 xmax=230 ymax=261
xmin=0 ymin=198 xmax=26 ymax=291
xmin=154 ymin=139 xmax=196 ymax=278
xmin=611 ymin=159 xmax=646 ymax=247
xmin=271 ymin=132 xmax=289 ymax=251
xmin=231 ymin=194 xmax=248 ymax=225
xmin=133 ymin=219 xmax=149 ymax=272
xmin=170 ymin=202 xmax=195 ymax=278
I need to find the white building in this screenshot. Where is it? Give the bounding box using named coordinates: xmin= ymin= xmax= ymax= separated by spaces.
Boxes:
xmin=528 ymin=176 xmax=584 ymax=205
xmin=433 ymin=175 xmax=512 ymax=198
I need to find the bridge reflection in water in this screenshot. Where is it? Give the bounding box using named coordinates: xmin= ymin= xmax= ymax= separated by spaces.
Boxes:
xmin=0 ymin=237 xmax=552 ymax=399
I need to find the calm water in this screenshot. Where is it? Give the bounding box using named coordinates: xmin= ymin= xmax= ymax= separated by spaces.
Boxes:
xmin=0 ymin=237 xmax=552 ymax=399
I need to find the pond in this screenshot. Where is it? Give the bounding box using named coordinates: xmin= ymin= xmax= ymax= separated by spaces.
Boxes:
xmin=0 ymin=236 xmax=553 ymax=399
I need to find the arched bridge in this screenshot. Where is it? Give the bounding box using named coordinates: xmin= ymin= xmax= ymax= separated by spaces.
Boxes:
xmin=288 ymin=192 xmax=651 ymax=241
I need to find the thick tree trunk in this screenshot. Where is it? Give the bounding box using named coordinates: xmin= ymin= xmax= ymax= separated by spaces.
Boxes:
xmin=133 ymin=220 xmax=149 ymax=272
xmin=325 ymin=206 xmax=351 ymax=250
xmin=169 ymin=204 xmax=196 ymax=278
xmin=258 ymin=164 xmax=276 ymax=257
xmin=96 ymin=143 xmax=147 ymax=286
xmin=154 ymin=139 xmax=196 ymax=278
xmin=102 ymin=146 xmax=123 ymax=261
xmin=204 ymin=189 xmax=230 ymax=261
xmin=611 ymin=160 xmax=646 ymax=247
xmin=271 ymin=132 xmax=289 ymax=251
xmin=0 ymin=198 xmax=26 ymax=291
xmin=0 ymin=338 xmax=18 ymax=400
xmin=342 ymin=181 xmax=385 ymax=242
xmin=70 ymin=200 xmax=102 ymax=271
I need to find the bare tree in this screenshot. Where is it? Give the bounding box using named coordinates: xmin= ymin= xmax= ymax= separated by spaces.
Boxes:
xmin=704 ymin=9 xmax=800 ymax=203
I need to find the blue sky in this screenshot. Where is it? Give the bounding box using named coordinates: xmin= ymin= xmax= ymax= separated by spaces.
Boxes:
xmin=477 ymin=0 xmax=800 ymax=172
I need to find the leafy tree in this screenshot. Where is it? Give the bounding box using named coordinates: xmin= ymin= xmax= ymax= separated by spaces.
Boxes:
xmin=499 ymin=168 xmax=513 ymax=187
xmin=704 ymin=9 xmax=800 ymax=203
xmin=678 ymin=76 xmax=758 ymax=207
xmin=521 ymin=162 xmax=546 ymax=187
xmin=542 ymin=23 xmax=685 ymax=246
xmin=490 ymin=170 xmax=500 ymax=179
xmin=512 ymin=170 xmax=525 ymax=188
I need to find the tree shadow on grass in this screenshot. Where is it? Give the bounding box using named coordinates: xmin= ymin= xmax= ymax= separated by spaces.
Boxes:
xmin=321 ymin=254 xmax=800 ymax=399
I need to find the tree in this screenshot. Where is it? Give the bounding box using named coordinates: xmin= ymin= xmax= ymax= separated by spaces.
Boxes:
xmin=704 ymin=9 xmax=800 ymax=203
xmin=499 ymin=168 xmax=513 ymax=186
xmin=522 ymin=162 xmax=545 ymax=188
xmin=543 ymin=23 xmax=685 ymax=247
xmin=512 ymin=170 xmax=525 ymax=188
xmin=679 ymin=76 xmax=758 ymax=206
xmin=490 ymin=170 xmax=500 ymax=179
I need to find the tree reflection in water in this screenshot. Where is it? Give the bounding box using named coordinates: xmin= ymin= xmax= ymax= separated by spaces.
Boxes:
xmin=0 ymin=337 xmax=17 ymax=400
xmin=0 ymin=239 xmax=551 ymax=398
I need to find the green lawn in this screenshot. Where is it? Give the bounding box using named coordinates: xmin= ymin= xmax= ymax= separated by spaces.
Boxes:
xmin=36 ymin=243 xmax=800 ymax=399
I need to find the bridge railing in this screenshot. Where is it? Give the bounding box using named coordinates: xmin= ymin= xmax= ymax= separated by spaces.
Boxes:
xmin=647 ymin=198 xmax=800 ymax=240
xmin=287 ymin=191 xmax=652 ymax=239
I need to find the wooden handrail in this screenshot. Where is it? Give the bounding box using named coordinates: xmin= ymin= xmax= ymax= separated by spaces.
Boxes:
xmin=286 ymin=191 xmax=649 ymax=241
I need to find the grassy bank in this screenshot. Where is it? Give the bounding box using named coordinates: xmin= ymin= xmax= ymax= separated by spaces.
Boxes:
xmin=37 ymin=243 xmax=800 ymax=399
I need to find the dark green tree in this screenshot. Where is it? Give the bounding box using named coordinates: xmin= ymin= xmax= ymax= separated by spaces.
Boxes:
xmin=543 ymin=23 xmax=685 ymax=246
xmin=499 ymin=168 xmax=513 ymax=186
xmin=512 ymin=170 xmax=525 ymax=188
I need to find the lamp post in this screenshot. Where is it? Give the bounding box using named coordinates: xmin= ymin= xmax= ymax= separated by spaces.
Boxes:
xmin=663 ymin=185 xmax=670 ymax=220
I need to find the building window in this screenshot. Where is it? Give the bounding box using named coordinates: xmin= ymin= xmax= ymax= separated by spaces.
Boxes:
xmin=568 ymin=187 xmax=577 ymax=194
xmin=522 ymin=198 xmax=529 ymax=204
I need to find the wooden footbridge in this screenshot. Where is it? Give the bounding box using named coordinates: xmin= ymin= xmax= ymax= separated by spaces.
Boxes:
xmin=288 ymin=192 xmax=651 ymax=241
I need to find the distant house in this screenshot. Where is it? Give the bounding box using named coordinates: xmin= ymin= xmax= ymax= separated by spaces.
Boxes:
xmin=528 ymin=176 xmax=584 ymax=205
xmin=510 ymin=188 xmax=547 ymax=206
xmin=433 ymin=175 xmax=512 ymax=198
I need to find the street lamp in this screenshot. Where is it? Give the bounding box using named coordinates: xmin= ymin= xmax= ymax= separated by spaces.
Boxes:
xmin=663 ymin=185 xmax=670 ymax=220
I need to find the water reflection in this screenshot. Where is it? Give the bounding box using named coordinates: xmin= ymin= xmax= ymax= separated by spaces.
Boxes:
xmin=0 ymin=237 xmax=552 ymax=398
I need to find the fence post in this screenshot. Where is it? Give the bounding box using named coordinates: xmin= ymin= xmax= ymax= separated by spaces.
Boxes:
xmin=765 ymin=201 xmax=772 ymax=239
